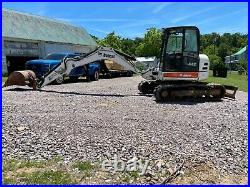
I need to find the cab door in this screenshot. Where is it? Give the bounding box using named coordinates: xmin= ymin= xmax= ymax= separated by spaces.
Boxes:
xmin=161 ymin=26 xmax=200 ymax=73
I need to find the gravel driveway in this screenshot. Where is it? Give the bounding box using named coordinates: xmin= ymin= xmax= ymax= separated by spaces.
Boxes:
xmin=2 ymin=76 xmax=248 ymax=175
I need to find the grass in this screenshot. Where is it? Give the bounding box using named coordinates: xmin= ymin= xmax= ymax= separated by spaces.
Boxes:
xmin=2 ymin=159 xmax=78 ymax=184
xmin=2 ymin=159 xmax=46 ymax=172
xmin=173 ymin=162 xmax=247 ymax=184
xmin=2 ymin=158 xmax=247 ymax=184
xmin=20 ymin=170 xmax=76 ymax=184
xmin=207 ymin=72 xmax=248 ymax=92
xmin=72 ymin=161 xmax=94 ymax=172
xmin=2 ymin=157 xmax=63 ymax=172
xmin=2 ymin=76 xmax=8 ymax=83
xmin=72 ymin=161 xmax=95 ymax=178
xmin=128 ymin=171 xmax=139 ymax=179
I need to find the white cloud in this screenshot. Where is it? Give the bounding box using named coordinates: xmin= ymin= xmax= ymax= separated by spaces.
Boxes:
xmin=194 ymin=9 xmax=246 ymax=26
xmin=37 ymin=10 xmax=47 ymax=16
xmin=171 ymin=7 xmax=217 ymax=24
xmin=152 ymin=2 xmax=175 ymax=14
xmin=30 ymin=2 xmax=49 ymax=16
xmin=56 ymin=17 xmax=159 ymax=30
xmin=63 ymin=18 xmax=132 ymax=23
xmin=215 ymin=26 xmax=242 ymax=34
xmin=56 ymin=18 xmax=146 ymax=24
xmin=87 ymin=27 xmax=109 ymax=35
xmin=117 ymin=19 xmax=159 ymax=29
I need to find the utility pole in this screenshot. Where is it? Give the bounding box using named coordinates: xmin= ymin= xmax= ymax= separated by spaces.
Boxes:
xmin=213 ymin=37 xmax=217 ymax=54
xmin=229 ymin=51 xmax=232 ymax=74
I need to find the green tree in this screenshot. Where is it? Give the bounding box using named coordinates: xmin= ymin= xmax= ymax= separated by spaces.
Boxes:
xmin=99 ymin=32 xmax=122 ymax=50
xmin=218 ymin=43 xmax=229 ymax=61
xmin=200 ymin=33 xmax=220 ymax=52
xmin=90 ymin=34 xmax=99 ymax=43
xmin=203 ymin=44 xmax=218 ymax=56
xmin=92 ymin=29 xmax=247 ymax=62
xmin=208 ymin=54 xmax=222 ymax=70
xmin=238 ymin=60 xmax=248 ymax=75
xmin=120 ymin=38 xmax=138 ymax=56
xmin=135 ymin=28 xmax=162 ymax=57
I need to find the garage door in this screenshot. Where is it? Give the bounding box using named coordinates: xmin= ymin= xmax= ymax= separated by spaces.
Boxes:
xmin=6 ymin=56 xmax=38 ymax=75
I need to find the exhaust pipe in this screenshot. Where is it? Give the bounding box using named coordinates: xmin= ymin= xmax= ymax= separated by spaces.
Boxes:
xmin=3 ymin=70 xmax=37 ymax=90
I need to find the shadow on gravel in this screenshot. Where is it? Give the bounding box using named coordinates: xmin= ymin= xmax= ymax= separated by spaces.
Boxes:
xmin=40 ymin=90 xmax=140 ymax=97
xmin=62 ymin=75 xmax=127 ymax=85
xmin=63 ymin=78 xmax=88 ymax=84
xmin=4 ymin=88 xmax=225 ymax=105
xmin=155 ymin=98 xmax=223 ymax=105
xmin=139 ymin=93 xmax=224 ymax=105
xmin=4 ymin=87 xmax=143 ymax=98
xmin=4 ymin=87 xmax=34 ymax=91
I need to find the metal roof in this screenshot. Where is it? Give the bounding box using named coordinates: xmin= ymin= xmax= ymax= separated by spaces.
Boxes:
xmin=233 ymin=46 xmax=247 ymax=56
xmin=2 ymin=8 xmax=97 ymax=46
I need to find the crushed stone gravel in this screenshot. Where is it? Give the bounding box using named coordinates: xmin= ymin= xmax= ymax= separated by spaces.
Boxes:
xmin=2 ymin=76 xmax=248 ymax=175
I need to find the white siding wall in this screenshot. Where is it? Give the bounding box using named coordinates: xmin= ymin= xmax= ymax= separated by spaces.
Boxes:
xmin=44 ymin=43 xmax=95 ymax=56
xmin=2 ymin=39 xmax=7 ymax=74
xmin=39 ymin=41 xmax=46 ymax=58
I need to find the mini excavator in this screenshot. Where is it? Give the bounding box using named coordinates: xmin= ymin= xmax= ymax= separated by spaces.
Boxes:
xmin=4 ymin=26 xmax=237 ymax=102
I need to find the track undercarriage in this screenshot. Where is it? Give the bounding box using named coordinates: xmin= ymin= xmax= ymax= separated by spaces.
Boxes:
xmin=138 ymin=80 xmax=237 ymax=102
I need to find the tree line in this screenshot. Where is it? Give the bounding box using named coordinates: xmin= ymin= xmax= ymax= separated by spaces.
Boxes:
xmin=91 ymin=28 xmax=248 ymax=69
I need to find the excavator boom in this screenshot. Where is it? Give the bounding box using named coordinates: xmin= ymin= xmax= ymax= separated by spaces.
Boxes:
xmin=3 ymin=46 xmax=137 ymax=90
xmin=38 ymin=46 xmax=137 ymax=88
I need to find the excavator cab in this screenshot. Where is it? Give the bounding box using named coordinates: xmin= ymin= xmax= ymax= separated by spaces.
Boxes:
xmin=139 ymin=26 xmax=238 ymax=100
xmin=160 ymin=26 xmax=200 ymax=74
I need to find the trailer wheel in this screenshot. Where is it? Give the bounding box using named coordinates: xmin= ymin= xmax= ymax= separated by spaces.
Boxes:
xmin=126 ymin=71 xmax=133 ymax=77
xmin=54 ymin=75 xmax=64 ymax=85
xmin=105 ymin=72 xmax=112 ymax=79
xmin=89 ymin=70 xmax=99 ymax=81
xmin=69 ymin=76 xmax=79 ymax=82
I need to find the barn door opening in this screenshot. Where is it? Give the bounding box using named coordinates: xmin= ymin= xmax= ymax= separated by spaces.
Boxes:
xmin=6 ymin=56 xmax=38 ymax=75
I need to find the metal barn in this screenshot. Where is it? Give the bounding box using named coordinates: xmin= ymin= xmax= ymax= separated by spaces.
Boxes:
xmin=2 ymin=9 xmax=97 ymax=75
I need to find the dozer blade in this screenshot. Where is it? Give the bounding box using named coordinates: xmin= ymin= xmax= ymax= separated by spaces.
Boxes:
xmin=224 ymin=85 xmax=238 ymax=99
xmin=3 ymin=70 xmax=37 ymax=90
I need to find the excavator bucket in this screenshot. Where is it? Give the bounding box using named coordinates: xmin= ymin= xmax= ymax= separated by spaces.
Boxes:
xmin=3 ymin=70 xmax=37 ymax=90
xmin=224 ymin=85 xmax=238 ymax=99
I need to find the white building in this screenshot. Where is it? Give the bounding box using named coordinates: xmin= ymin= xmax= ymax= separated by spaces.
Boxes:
xmin=225 ymin=46 xmax=248 ymax=70
xmin=2 ymin=8 xmax=97 ymax=75
xmin=135 ymin=56 xmax=157 ymax=70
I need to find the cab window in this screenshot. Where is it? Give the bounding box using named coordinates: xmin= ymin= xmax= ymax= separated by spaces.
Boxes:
xmin=184 ymin=29 xmax=198 ymax=52
xmin=166 ymin=32 xmax=183 ymax=53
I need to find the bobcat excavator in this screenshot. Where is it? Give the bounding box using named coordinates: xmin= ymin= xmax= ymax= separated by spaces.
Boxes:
xmin=4 ymin=26 xmax=237 ymax=102
xmin=138 ymin=26 xmax=237 ymax=101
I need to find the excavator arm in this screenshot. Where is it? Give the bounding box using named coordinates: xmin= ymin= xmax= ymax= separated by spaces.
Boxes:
xmin=37 ymin=46 xmax=138 ymax=89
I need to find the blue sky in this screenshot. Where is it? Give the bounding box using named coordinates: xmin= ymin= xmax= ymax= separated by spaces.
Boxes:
xmin=2 ymin=2 xmax=248 ymax=39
